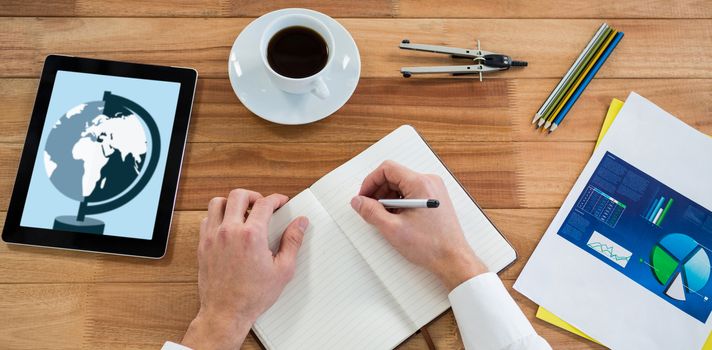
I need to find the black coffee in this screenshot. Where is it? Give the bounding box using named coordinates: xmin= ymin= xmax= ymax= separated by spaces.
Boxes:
xmin=267 ymin=26 xmax=328 ymax=79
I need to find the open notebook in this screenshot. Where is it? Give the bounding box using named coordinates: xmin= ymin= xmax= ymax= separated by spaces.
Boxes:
xmin=254 ymin=125 xmax=517 ymax=349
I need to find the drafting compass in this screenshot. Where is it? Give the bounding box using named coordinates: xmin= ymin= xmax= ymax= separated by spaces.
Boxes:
xmin=399 ymin=39 xmax=527 ymax=81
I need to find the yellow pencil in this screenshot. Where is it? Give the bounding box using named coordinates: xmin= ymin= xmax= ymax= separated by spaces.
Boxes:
xmin=544 ymin=30 xmax=618 ymax=130
xmin=536 ymin=26 xmax=613 ymax=129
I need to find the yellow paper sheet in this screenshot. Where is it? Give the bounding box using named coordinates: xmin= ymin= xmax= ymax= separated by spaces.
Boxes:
xmin=536 ymin=98 xmax=712 ymax=349
xmin=595 ymin=98 xmax=624 ymax=148
xmin=535 ymin=307 xmax=602 ymax=345
xmin=704 ymin=332 xmax=712 ymax=350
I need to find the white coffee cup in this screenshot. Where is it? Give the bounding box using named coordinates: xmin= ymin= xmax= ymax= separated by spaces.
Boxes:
xmin=259 ymin=14 xmax=334 ymax=99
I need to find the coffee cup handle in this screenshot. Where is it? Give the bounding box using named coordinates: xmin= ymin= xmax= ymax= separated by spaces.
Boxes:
xmin=311 ymin=77 xmax=330 ymax=99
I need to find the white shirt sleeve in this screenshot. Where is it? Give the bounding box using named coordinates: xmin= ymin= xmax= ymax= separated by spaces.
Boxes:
xmin=161 ymin=341 xmax=192 ymax=350
xmin=448 ymin=272 xmax=551 ymax=350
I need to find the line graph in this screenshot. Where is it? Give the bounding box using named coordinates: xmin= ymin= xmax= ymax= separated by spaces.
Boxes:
xmin=586 ymin=231 xmax=632 ymax=268
xmin=587 ymin=242 xmax=632 ymax=262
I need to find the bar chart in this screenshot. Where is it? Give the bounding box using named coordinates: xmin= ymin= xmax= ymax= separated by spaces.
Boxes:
xmin=645 ymin=195 xmax=674 ymax=227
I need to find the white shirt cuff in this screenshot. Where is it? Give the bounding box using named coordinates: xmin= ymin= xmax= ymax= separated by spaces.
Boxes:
xmin=161 ymin=341 xmax=192 ymax=350
xmin=448 ymin=272 xmax=551 ymax=350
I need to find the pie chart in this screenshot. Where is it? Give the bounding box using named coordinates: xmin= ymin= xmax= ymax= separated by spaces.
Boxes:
xmin=651 ymin=233 xmax=710 ymax=301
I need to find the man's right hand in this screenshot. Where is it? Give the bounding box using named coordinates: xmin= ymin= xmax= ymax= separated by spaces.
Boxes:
xmin=350 ymin=160 xmax=488 ymax=291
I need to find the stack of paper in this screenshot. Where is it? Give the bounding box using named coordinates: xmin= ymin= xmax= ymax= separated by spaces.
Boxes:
xmin=516 ymin=93 xmax=712 ymax=349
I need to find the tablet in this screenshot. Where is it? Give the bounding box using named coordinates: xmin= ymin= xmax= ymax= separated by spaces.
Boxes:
xmin=2 ymin=55 xmax=197 ymax=258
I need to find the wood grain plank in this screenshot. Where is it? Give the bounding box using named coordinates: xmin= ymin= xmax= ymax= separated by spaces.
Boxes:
xmin=0 ymin=280 xmax=604 ymax=349
xmin=172 ymin=141 xmax=592 ymax=210
xmin=397 ymin=0 xmax=712 ymax=19
xmin=0 ymin=208 xmax=553 ymax=283
xmin=3 ymin=78 xmax=710 ymax=144
xmin=1 ymin=19 xmax=711 ymax=79
xmin=179 ymin=77 xmax=712 ymax=143
xmin=1 ymin=0 xmax=710 ymax=19
xmin=0 ymin=284 xmax=88 ymax=350
xmin=0 ymin=211 xmax=200 ymax=284
xmin=0 ymin=0 xmax=395 ymax=18
xmin=0 ymin=141 xmax=591 ymax=211
xmin=83 ymin=283 xmax=202 ymax=350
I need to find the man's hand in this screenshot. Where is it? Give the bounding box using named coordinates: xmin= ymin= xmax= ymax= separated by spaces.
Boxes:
xmin=181 ymin=189 xmax=309 ymax=350
xmin=350 ymin=161 xmax=487 ymax=291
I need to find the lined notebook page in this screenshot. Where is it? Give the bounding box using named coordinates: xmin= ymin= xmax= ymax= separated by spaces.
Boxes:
xmin=311 ymin=125 xmax=517 ymax=328
xmin=253 ymin=189 xmax=415 ymax=350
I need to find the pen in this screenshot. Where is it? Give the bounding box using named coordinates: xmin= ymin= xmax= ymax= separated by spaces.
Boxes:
xmin=378 ymin=199 xmax=440 ymax=208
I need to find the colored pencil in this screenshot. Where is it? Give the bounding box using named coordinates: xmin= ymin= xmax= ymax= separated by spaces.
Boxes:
xmin=531 ymin=23 xmax=609 ymax=125
xmin=537 ymin=26 xmax=613 ymax=128
xmin=548 ymin=31 xmax=624 ymax=133
xmin=544 ymin=29 xmax=617 ymax=130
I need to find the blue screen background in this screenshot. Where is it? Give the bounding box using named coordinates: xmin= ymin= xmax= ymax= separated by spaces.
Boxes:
xmin=20 ymin=71 xmax=180 ymax=240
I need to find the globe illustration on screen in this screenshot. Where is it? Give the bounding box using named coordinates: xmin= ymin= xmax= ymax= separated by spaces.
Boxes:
xmin=44 ymin=91 xmax=160 ymax=234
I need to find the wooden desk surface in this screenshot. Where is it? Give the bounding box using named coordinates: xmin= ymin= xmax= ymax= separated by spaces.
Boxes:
xmin=1 ymin=1 xmax=711 ymax=349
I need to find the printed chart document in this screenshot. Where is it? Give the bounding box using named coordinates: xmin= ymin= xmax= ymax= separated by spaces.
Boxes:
xmin=253 ymin=125 xmax=516 ymax=350
xmin=515 ymin=93 xmax=712 ymax=349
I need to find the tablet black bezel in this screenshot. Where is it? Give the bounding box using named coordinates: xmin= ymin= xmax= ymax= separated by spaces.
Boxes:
xmin=2 ymin=55 xmax=197 ymax=259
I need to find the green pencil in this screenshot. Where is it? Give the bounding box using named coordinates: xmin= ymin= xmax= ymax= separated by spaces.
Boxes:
xmin=544 ymin=28 xmax=617 ymax=130
xmin=537 ymin=26 xmax=613 ymax=128
xmin=531 ymin=23 xmax=608 ymax=125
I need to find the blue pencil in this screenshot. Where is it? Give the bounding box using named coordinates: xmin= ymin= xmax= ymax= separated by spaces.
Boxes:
xmin=549 ymin=32 xmax=624 ymax=133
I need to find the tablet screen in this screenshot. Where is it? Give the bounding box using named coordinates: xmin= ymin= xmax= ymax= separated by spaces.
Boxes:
xmin=19 ymin=70 xmax=181 ymax=240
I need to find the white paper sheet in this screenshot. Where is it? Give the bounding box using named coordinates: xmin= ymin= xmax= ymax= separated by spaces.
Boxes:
xmin=514 ymin=92 xmax=712 ymax=349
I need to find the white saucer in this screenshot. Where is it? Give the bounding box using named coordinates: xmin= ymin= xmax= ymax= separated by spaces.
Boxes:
xmin=228 ymin=8 xmax=361 ymax=125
